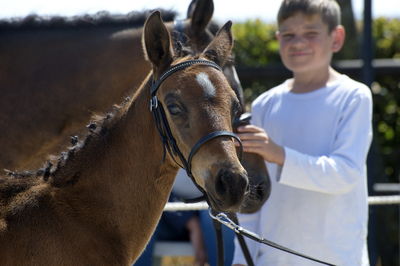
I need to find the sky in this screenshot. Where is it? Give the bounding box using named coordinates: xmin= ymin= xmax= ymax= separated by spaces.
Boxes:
xmin=0 ymin=0 xmax=399 ymax=23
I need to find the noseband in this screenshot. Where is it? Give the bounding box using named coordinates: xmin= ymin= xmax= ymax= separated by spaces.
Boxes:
xmin=149 ymin=59 xmax=243 ymax=195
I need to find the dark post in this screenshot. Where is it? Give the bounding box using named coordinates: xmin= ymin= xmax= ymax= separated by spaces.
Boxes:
xmin=362 ymin=1 xmax=379 ymax=265
xmin=362 ymin=0 xmax=374 ymax=87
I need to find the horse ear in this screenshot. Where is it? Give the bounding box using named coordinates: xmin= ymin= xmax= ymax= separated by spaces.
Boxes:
xmin=202 ymin=21 xmax=233 ymax=66
xmin=188 ymin=0 xmax=214 ymax=33
xmin=143 ymin=11 xmax=174 ymax=73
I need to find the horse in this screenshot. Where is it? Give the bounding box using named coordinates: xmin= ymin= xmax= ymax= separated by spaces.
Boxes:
xmin=0 ymin=0 xmax=270 ymax=212
xmin=0 ymin=12 xmax=250 ymax=265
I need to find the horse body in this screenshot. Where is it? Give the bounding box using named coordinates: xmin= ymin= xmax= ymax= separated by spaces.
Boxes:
xmin=0 ymin=13 xmax=248 ymax=265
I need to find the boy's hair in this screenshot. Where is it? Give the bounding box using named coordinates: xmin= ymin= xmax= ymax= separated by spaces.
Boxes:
xmin=277 ymin=0 xmax=341 ymax=32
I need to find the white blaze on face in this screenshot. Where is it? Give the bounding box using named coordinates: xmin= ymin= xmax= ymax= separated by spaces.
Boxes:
xmin=196 ymin=72 xmax=216 ymax=98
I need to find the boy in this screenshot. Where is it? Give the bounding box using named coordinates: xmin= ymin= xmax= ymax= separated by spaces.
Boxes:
xmin=232 ymin=0 xmax=372 ymax=265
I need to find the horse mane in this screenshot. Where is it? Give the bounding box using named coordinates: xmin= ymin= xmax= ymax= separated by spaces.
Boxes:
xmin=0 ymin=95 xmax=135 ymax=223
xmin=3 ymin=92 xmax=136 ymax=183
xmin=0 ymin=9 xmax=177 ymax=31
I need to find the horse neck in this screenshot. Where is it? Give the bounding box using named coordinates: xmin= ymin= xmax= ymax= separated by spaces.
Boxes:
xmin=53 ymin=76 xmax=179 ymax=246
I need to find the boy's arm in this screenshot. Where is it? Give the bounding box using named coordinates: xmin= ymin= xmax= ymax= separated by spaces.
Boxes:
xmin=238 ymin=88 xmax=373 ymax=194
xmin=278 ymin=89 xmax=372 ymax=194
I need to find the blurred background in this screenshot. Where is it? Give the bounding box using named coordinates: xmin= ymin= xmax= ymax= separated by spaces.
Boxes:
xmin=1 ymin=0 xmax=399 ymax=265
xmin=1 ymin=0 xmax=398 ymax=22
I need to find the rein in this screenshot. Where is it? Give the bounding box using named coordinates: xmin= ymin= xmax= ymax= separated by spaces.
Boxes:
xmin=209 ymin=210 xmax=337 ymax=266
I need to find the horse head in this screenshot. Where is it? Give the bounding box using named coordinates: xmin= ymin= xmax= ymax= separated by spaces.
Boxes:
xmin=143 ymin=11 xmax=249 ymax=212
xmin=173 ymin=0 xmax=271 ymax=213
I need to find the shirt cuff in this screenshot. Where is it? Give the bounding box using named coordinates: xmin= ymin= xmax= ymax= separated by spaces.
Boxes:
xmin=278 ymin=146 xmax=300 ymax=185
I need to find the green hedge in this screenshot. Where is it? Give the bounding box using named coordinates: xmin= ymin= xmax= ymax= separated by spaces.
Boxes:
xmin=374 ymin=17 xmax=400 ymax=58
xmin=233 ymin=19 xmax=280 ymax=66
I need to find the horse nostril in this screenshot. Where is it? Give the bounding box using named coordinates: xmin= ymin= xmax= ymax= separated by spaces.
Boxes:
xmin=215 ymin=169 xmax=248 ymax=198
xmin=257 ymin=186 xmax=265 ymax=199
xmin=215 ymin=170 xmax=229 ymax=196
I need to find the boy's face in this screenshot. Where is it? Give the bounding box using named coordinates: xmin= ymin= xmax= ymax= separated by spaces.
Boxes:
xmin=276 ymin=12 xmax=344 ymax=75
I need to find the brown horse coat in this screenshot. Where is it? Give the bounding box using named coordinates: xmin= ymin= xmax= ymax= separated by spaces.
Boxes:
xmin=0 ymin=12 xmax=249 ymax=265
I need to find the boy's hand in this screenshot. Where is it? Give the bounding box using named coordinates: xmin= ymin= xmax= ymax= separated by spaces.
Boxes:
xmin=236 ymin=125 xmax=285 ymax=166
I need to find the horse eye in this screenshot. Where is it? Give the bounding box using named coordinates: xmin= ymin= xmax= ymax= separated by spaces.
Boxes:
xmin=167 ymin=103 xmax=182 ymax=115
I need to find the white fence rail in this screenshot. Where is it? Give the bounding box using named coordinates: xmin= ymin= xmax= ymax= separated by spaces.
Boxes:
xmin=164 ymin=195 xmax=400 ymax=211
xmin=368 ymin=195 xmax=400 ymax=205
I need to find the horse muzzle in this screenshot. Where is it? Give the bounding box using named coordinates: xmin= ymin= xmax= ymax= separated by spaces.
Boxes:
xmin=205 ymin=167 xmax=249 ymax=212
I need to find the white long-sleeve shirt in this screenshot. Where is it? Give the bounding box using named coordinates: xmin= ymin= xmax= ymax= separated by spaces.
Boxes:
xmin=233 ymin=75 xmax=373 ymax=266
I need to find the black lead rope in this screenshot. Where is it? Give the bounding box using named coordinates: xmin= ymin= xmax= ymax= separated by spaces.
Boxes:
xmin=209 ymin=211 xmax=337 ymax=266
xmin=211 ymin=209 xmax=225 ymax=266
xmin=210 ymin=211 xmax=254 ymax=266
xmin=210 ymin=209 xmax=253 ymax=266
xmin=228 ymin=213 xmax=255 ymax=266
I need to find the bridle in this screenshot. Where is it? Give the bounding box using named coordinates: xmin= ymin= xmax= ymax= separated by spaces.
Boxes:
xmin=149 ymin=59 xmax=243 ymax=199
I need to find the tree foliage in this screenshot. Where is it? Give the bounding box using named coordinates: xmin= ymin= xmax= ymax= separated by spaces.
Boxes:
xmin=374 ymin=17 xmax=400 ymax=58
xmin=232 ymin=19 xmax=280 ymax=67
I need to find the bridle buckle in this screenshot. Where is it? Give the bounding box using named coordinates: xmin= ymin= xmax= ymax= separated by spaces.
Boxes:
xmin=149 ymin=96 xmax=158 ymax=111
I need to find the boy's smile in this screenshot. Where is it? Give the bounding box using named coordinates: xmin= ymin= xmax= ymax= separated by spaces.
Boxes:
xmin=276 ymin=12 xmax=344 ymax=77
